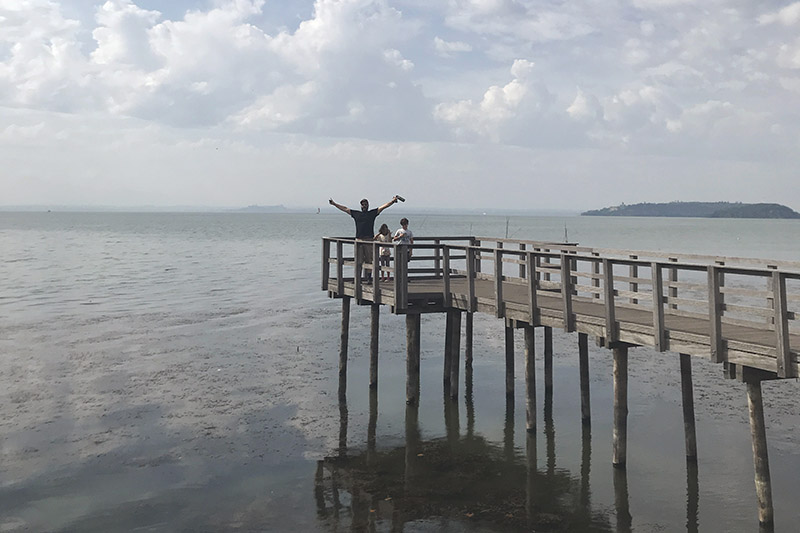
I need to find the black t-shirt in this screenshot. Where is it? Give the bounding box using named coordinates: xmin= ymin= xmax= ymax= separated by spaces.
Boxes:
xmin=350 ymin=208 xmax=379 ymax=239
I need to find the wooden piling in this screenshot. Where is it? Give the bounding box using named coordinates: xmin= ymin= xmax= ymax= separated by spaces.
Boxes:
xmin=579 ymin=332 xmax=591 ymax=425
xmin=746 ymin=379 xmax=774 ymax=526
xmin=339 ymin=296 xmax=351 ymax=398
xmin=369 ymin=304 xmax=379 ymax=389
xmin=544 ymin=326 xmax=553 ymax=396
xmin=505 ymin=319 xmax=515 ymax=398
xmin=612 ymin=344 xmax=629 ymax=468
xmin=406 ymin=314 xmax=421 ymax=405
xmin=524 ymin=324 xmax=536 ymax=432
xmin=680 ymin=353 xmax=698 ymax=460
xmin=444 ymin=311 xmax=454 ymax=387
xmin=465 ymin=312 xmax=474 ymax=367
xmin=450 ymin=311 xmax=462 ymax=400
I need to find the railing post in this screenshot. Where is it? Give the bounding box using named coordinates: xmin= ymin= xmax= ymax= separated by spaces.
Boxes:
xmin=708 ymin=265 xmax=724 ymax=363
xmin=668 ymin=257 xmax=678 ymax=311
xmin=403 ymin=245 xmax=410 ymax=309
xmin=766 ymin=264 xmax=778 ymax=324
xmin=354 ymin=240 xmax=363 ymax=302
xmin=773 ymin=271 xmax=794 ymax=378
xmin=629 ymin=254 xmax=638 ymax=305
xmin=592 ymin=253 xmax=601 ymax=300
xmin=519 ymin=242 xmax=526 ymax=278
xmin=467 ymin=246 xmax=477 ymax=312
xmin=603 ymin=259 xmax=617 ymax=342
xmin=443 ymin=246 xmax=451 ymax=308
xmin=336 ymin=241 xmax=344 ymax=295
xmin=322 ymin=239 xmax=331 ymax=291
xmin=561 ymin=253 xmax=573 ymax=332
xmin=373 ymin=241 xmax=381 ymax=300
xmin=652 ymin=262 xmax=665 ymax=351
xmin=527 ymin=251 xmax=538 ymax=325
xmin=434 ymin=239 xmax=441 ymax=278
xmin=472 ymin=238 xmax=482 ymax=273
xmin=495 ymin=248 xmax=504 ymax=318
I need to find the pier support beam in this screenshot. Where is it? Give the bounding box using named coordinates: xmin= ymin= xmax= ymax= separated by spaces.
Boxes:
xmin=746 ymin=379 xmax=774 ymax=527
xmin=505 ymin=319 xmax=515 ymax=398
xmin=339 ymin=296 xmax=351 ymax=398
xmin=406 ymin=314 xmax=421 ymax=405
xmin=444 ymin=311 xmax=454 ymax=387
xmin=465 ymin=312 xmax=474 ymax=368
xmin=544 ymin=326 xmax=553 ymax=397
xmin=680 ymin=353 xmax=698 ymax=460
xmin=449 ymin=311 xmax=462 ymax=400
xmin=369 ymin=304 xmax=379 ymax=389
xmin=579 ymin=333 xmax=591 ymax=425
xmin=524 ymin=324 xmax=536 ymax=432
xmin=612 ymin=344 xmax=629 ymax=468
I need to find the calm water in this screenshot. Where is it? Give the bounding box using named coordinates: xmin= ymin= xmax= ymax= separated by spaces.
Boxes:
xmin=1 ymin=212 xmax=799 ymax=532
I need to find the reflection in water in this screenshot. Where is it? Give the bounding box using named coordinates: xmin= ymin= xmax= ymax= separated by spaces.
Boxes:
xmin=465 ymin=362 xmax=475 ymax=439
xmin=581 ymin=424 xmax=592 ymax=519
xmin=614 ymin=467 xmax=632 ymax=533
xmin=504 ymin=395 xmax=515 ymax=461
xmin=544 ymin=384 xmax=556 ymax=477
xmin=525 ymin=432 xmax=537 ymax=529
xmin=315 ymin=393 xmax=615 ymax=532
xmin=686 ymin=458 xmax=699 ymax=533
xmin=444 ymin=392 xmax=460 ymax=448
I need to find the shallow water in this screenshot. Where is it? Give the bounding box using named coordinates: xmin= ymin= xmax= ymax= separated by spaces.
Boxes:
xmin=1 ymin=212 xmax=799 ymax=532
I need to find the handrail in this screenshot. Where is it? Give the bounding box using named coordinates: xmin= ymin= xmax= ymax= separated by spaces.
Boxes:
xmin=322 ymin=236 xmax=799 ymax=377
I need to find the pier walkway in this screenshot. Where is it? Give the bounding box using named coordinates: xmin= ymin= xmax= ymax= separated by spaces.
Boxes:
xmin=321 ymin=235 xmax=800 ymax=528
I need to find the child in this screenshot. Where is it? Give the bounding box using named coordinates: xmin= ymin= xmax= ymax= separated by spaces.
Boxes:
xmin=374 ymin=224 xmax=392 ymax=281
xmin=392 ymin=217 xmax=414 ymax=263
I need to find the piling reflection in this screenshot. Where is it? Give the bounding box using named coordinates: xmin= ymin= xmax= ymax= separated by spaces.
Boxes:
xmin=581 ymin=423 xmax=592 ymax=518
xmin=504 ymin=395 xmax=515 ymax=461
xmin=614 ymin=467 xmax=632 ymax=533
xmin=544 ymin=383 xmax=556 ymax=477
xmin=315 ymin=394 xmax=615 ymax=532
xmin=686 ymin=458 xmax=699 ymax=533
xmin=465 ymin=362 xmax=475 ymax=439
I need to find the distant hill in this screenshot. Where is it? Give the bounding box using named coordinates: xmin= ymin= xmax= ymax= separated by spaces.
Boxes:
xmin=582 ymin=202 xmax=800 ymax=219
xmin=232 ymin=205 xmax=287 ymax=213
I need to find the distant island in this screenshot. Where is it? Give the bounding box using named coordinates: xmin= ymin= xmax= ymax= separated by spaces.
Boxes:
xmin=231 ymin=205 xmax=287 ymax=213
xmin=582 ymin=202 xmax=800 ymax=219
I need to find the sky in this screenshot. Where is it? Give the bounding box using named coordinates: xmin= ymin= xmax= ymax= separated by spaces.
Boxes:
xmin=1 ymin=0 xmax=800 ymax=211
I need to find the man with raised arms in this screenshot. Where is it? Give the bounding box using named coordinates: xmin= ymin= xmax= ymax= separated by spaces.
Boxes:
xmin=329 ymin=196 xmax=400 ymax=282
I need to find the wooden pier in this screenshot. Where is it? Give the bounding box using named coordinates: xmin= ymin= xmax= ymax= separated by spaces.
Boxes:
xmin=322 ymin=235 xmax=800 ymax=528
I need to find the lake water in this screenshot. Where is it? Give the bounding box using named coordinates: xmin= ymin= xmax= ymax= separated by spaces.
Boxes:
xmin=1 ymin=211 xmax=800 ymax=532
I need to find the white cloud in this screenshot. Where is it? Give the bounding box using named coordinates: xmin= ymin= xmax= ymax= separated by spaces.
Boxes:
xmin=433 ymin=36 xmax=472 ymax=56
xmin=758 ymin=2 xmax=800 ymax=26
xmin=383 ymin=48 xmax=414 ymax=70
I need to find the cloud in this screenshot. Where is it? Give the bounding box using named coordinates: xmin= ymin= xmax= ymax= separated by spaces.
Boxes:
xmin=433 ymin=36 xmax=472 ymax=56
xmin=758 ymin=2 xmax=800 ymax=26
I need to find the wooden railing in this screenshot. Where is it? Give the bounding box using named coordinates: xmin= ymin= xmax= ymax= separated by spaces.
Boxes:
xmin=323 ymin=236 xmax=800 ymax=377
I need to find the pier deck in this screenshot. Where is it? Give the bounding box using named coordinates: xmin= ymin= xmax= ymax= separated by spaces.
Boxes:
xmin=322 ymin=235 xmax=799 ymax=527
xmin=323 ymin=236 xmax=800 ymax=379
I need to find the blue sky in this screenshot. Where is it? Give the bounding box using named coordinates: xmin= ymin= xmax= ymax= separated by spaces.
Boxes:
xmin=2 ymin=0 xmax=800 ymax=210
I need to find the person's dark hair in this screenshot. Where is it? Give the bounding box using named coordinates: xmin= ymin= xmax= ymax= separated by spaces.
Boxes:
xmin=379 ymin=223 xmax=389 ymax=235
xmin=400 ymin=218 xmax=409 ymax=226
xmin=360 ymin=199 xmax=369 ymax=205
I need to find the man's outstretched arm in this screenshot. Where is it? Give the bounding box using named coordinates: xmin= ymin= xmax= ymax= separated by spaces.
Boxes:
xmin=329 ymin=198 xmax=351 ymax=214
xmin=376 ymin=196 xmax=399 ymax=214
